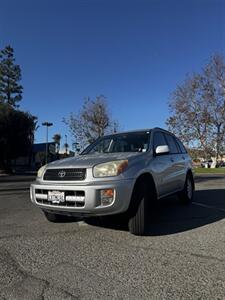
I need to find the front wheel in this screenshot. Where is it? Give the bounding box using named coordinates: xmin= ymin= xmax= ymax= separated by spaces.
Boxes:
xmin=178 ymin=173 xmax=194 ymax=204
xmin=128 ymin=180 xmax=154 ymax=236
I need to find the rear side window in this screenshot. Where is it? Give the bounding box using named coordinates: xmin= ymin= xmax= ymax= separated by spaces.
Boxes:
xmin=164 ymin=134 xmax=180 ymax=154
xmin=153 ymin=132 xmax=167 ymax=152
xmin=176 ymin=138 xmax=187 ymax=154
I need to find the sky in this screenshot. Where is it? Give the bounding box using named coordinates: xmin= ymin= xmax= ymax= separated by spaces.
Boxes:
xmin=1 ymin=0 xmax=225 ymax=149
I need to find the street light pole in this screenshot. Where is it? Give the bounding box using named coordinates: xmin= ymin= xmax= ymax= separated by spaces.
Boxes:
xmin=42 ymin=122 xmax=53 ymax=165
xmin=65 ymin=134 xmax=68 ymax=155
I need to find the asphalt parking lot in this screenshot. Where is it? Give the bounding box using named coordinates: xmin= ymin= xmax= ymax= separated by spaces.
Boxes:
xmin=0 ymin=174 xmax=225 ymax=299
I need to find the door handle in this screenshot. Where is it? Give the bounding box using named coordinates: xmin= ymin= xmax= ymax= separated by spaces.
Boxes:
xmin=182 ymin=156 xmax=185 ymax=160
xmin=170 ymin=157 xmax=174 ymax=162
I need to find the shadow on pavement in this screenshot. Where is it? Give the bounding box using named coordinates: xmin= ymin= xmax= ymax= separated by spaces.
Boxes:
xmin=147 ymin=189 xmax=225 ymax=236
xmin=85 ymin=189 xmax=225 ymax=236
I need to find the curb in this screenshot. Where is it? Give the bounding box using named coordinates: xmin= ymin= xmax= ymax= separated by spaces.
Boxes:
xmin=0 ymin=188 xmax=29 ymax=192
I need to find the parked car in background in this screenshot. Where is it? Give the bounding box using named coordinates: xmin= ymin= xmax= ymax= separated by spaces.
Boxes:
xmin=200 ymin=160 xmax=225 ymax=168
xmin=30 ymin=128 xmax=194 ymax=235
xmin=201 ymin=160 xmax=213 ymax=168
xmin=217 ymin=161 xmax=225 ymax=168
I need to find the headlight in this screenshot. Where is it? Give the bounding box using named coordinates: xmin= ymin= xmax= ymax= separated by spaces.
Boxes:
xmin=93 ymin=160 xmax=128 ymax=177
xmin=37 ymin=165 xmax=46 ymax=178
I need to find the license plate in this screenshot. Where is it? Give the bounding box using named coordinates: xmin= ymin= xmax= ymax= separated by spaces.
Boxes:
xmin=48 ymin=191 xmax=65 ymax=203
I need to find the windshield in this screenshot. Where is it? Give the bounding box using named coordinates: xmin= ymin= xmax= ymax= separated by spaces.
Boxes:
xmin=81 ymin=131 xmax=151 ymax=155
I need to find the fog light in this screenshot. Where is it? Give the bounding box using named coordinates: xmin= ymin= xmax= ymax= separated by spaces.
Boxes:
xmin=100 ymin=189 xmax=114 ymax=206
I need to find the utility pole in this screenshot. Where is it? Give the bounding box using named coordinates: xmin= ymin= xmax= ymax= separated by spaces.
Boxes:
xmin=42 ymin=122 xmax=53 ymax=164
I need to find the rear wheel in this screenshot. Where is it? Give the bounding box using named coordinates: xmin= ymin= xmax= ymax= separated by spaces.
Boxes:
xmin=128 ymin=179 xmax=155 ymax=235
xmin=178 ymin=173 xmax=194 ymax=204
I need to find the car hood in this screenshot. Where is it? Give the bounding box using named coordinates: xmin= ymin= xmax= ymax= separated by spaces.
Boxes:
xmin=47 ymin=152 xmax=144 ymax=169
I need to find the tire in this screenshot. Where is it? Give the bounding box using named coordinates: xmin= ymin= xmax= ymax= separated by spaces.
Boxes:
xmin=43 ymin=211 xmax=65 ymax=223
xmin=128 ymin=180 xmax=155 ymax=236
xmin=178 ymin=173 xmax=194 ymax=204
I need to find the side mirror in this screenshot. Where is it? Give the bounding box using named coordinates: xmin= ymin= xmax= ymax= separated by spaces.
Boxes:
xmin=155 ymin=145 xmax=169 ymax=155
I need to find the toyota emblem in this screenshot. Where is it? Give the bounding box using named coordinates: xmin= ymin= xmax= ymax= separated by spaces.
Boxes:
xmin=58 ymin=170 xmax=66 ymax=178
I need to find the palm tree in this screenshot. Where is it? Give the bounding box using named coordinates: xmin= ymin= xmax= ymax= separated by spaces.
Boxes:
xmin=52 ymin=133 xmax=61 ymax=154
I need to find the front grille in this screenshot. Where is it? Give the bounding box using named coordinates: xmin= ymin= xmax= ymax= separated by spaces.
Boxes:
xmin=43 ymin=168 xmax=86 ymax=181
xmin=35 ymin=189 xmax=85 ymax=208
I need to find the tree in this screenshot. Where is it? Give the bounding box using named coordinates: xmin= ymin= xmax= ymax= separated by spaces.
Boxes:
xmin=0 ymin=45 xmax=23 ymax=108
xmin=63 ymin=95 xmax=119 ymax=149
xmin=167 ymin=54 xmax=225 ymax=161
xmin=201 ymin=55 xmax=225 ymax=158
xmin=0 ymin=103 xmax=37 ymax=168
xmin=52 ymin=133 xmax=61 ymax=154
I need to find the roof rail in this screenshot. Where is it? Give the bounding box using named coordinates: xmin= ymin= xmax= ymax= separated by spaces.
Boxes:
xmin=152 ymin=127 xmax=167 ymax=131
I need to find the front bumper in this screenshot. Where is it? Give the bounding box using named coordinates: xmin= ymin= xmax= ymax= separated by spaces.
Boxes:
xmin=30 ymin=179 xmax=134 ymax=217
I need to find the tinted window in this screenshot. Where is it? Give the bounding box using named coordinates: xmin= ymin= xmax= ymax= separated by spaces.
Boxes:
xmin=165 ymin=134 xmax=180 ymax=154
xmin=176 ymin=138 xmax=187 ymax=154
xmin=153 ymin=132 xmax=167 ymax=152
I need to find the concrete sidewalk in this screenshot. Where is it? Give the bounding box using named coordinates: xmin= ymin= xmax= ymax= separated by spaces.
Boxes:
xmin=0 ymin=175 xmax=35 ymax=192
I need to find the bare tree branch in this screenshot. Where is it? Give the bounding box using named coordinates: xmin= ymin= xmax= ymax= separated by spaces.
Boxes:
xmin=63 ymin=95 xmax=119 ymax=150
xmin=167 ymin=54 xmax=225 ymax=160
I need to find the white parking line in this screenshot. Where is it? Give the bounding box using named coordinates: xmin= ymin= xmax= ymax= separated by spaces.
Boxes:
xmin=193 ymin=202 xmax=225 ymax=212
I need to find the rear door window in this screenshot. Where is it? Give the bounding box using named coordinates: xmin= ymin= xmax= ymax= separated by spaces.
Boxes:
xmin=176 ymin=138 xmax=187 ymax=154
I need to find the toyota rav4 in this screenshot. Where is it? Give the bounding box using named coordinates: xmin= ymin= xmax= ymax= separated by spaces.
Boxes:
xmin=30 ymin=128 xmax=194 ymax=235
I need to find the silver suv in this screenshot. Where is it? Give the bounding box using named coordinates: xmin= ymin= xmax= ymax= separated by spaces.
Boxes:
xmin=30 ymin=128 xmax=194 ymax=235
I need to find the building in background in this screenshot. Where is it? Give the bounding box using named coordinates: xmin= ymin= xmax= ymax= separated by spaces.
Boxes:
xmin=12 ymin=142 xmax=75 ymax=172
xmin=12 ymin=142 xmax=56 ymax=171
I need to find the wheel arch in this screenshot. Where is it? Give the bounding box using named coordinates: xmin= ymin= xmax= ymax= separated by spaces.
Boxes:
xmin=131 ymin=172 xmax=158 ymax=199
xmin=127 ymin=172 xmax=157 ymax=220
